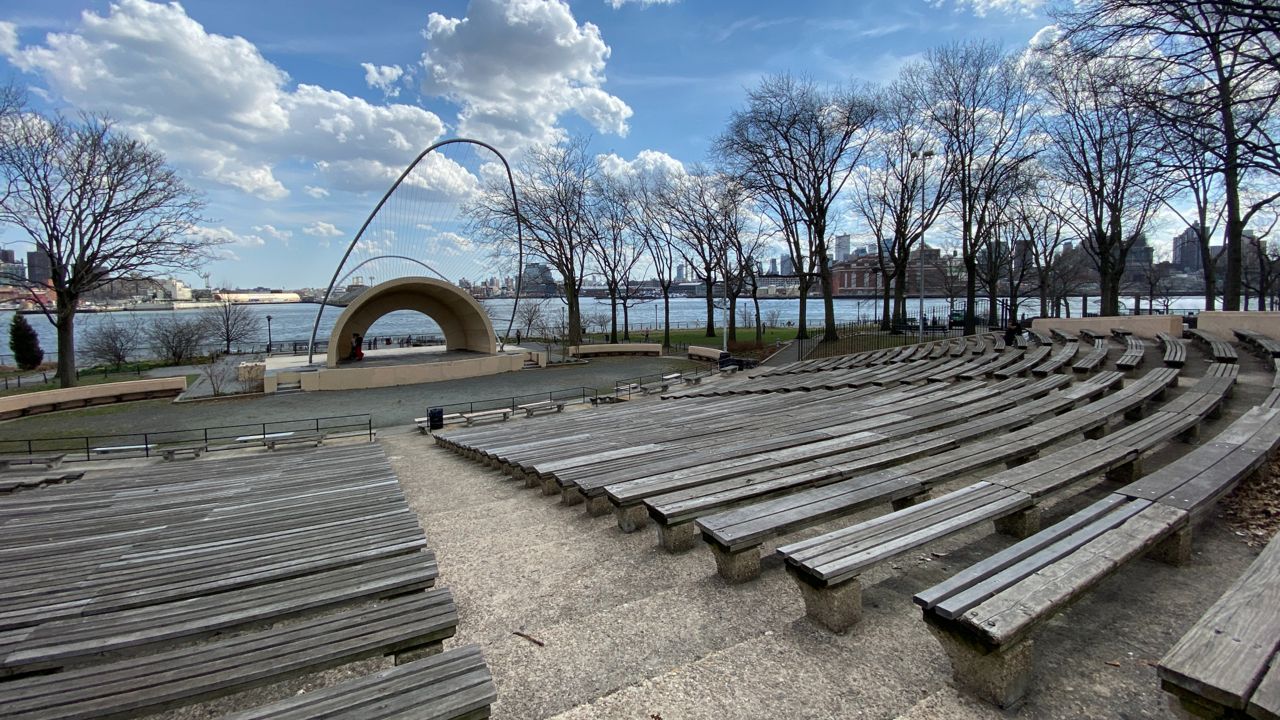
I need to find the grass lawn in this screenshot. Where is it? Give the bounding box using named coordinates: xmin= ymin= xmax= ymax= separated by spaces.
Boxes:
xmin=0 ymin=370 xmax=151 ymax=397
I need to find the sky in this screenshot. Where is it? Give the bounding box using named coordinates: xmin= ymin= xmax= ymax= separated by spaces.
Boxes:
xmin=0 ymin=0 xmax=1053 ymax=290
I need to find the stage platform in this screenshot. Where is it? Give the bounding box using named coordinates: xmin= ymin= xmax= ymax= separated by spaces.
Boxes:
xmin=263 ymin=344 xmax=544 ymax=393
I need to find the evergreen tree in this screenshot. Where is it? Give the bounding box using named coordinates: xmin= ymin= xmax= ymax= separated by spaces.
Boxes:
xmin=9 ymin=314 xmax=44 ymax=370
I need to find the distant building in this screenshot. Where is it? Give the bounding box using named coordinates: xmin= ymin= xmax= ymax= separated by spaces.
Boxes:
xmin=780 ymin=256 xmax=795 ymax=276
xmin=831 ymin=234 xmax=852 ymax=262
xmin=675 ymin=264 xmax=686 ymax=282
xmin=1172 ymin=225 xmax=1205 ymax=272
xmin=0 ymin=261 xmax=25 ymax=285
xmin=520 ymin=263 xmax=558 ymax=297
xmin=767 ymin=258 xmax=779 ymax=276
xmin=0 ymin=249 xmax=14 ymax=264
xmin=1123 ymin=233 xmax=1154 ymax=284
xmin=26 ymin=251 xmax=51 ymax=285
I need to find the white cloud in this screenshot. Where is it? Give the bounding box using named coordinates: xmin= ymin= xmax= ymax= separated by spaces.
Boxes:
xmin=303 ymin=221 xmax=344 ymax=237
xmin=2 ymin=0 xmax=445 ymax=198
xmin=361 ymin=62 xmax=405 ymax=98
xmin=253 ymin=224 xmax=292 ymax=242
xmin=420 ymin=0 xmax=632 ymax=149
xmin=606 ymin=0 xmax=679 ymax=8
xmin=931 ymin=0 xmax=1042 ymax=17
xmin=597 ymin=149 xmax=686 ymax=180
xmin=304 ymin=185 xmax=330 ymax=198
xmin=189 ymin=225 xmax=265 ymax=247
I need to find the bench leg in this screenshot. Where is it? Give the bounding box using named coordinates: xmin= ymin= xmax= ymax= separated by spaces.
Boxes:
xmin=658 ymin=522 xmax=699 ymax=553
xmin=892 ymin=491 xmax=932 ymax=511
xmin=561 ymin=485 xmax=585 ymax=506
xmin=1124 ymin=404 xmax=1148 ymax=421
xmin=584 ymin=495 xmax=612 ymax=517
xmin=710 ymin=544 xmax=761 ymax=583
xmin=789 ymin=568 xmax=862 ymax=633
xmin=994 ymin=506 xmax=1042 ymax=539
xmin=616 ymin=504 xmax=648 ymax=532
xmin=927 ymin=626 xmax=1034 ymax=709
xmin=1149 ymin=525 xmax=1192 ymax=566
xmin=1084 ymin=421 xmax=1109 ymax=439
xmin=1004 ymin=451 xmax=1038 ymax=469
xmin=1105 ymin=457 xmax=1142 ymax=484
xmin=393 ymin=639 xmax=444 ymax=665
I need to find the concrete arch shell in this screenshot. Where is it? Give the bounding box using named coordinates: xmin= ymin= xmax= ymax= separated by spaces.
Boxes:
xmin=326 ymin=277 xmax=496 ymax=368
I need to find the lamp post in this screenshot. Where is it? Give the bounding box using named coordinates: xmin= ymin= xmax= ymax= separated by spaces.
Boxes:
xmin=265 ymin=315 xmax=273 ymax=354
xmin=912 ymin=149 xmax=935 ymax=343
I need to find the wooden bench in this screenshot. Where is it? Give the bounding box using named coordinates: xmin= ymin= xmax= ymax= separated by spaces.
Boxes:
xmin=0 ymin=471 xmax=83 ymax=494
xmin=1031 ymin=341 xmax=1078 ymax=376
xmin=1049 ymin=328 xmax=1074 ymax=343
xmin=519 ymin=400 xmax=567 ymax=417
xmin=90 ymin=443 xmax=156 ymax=457
xmin=1080 ymin=328 xmax=1107 ymax=341
xmin=463 ymin=408 xmax=512 ymax=426
xmin=569 ymin=342 xmax=662 ymax=358
xmin=1110 ymin=327 xmax=1133 ymax=338
xmin=1158 ymin=532 xmax=1280 ymax=720
xmin=683 ymin=374 xmax=704 ymax=386
xmin=1159 ymin=332 xmax=1188 ymax=368
xmin=993 ymin=346 xmax=1052 ymax=379
xmin=640 ymin=373 xmax=683 ymax=395
xmin=1115 ymin=335 xmax=1145 ymax=371
xmin=688 ymin=345 xmax=726 ymax=363
xmin=266 ymin=431 xmax=326 ymax=450
xmin=159 ymin=443 xmax=206 ymax=461
xmin=1026 ymin=329 xmax=1052 ymax=346
xmin=0 ymin=453 xmax=66 ymax=471
xmin=1234 ymin=328 xmax=1280 ymax=359
xmin=1189 ymin=328 xmax=1239 ymax=363
xmin=914 ymin=405 xmax=1280 ymax=708
xmin=221 ymin=644 xmax=497 ymax=720
xmin=1071 ymin=339 xmax=1110 ymax=374
xmin=0 ymin=589 xmax=459 ymax=719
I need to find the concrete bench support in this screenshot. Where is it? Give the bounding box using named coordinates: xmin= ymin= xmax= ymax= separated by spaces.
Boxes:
xmin=658 ymin=522 xmax=699 ymax=553
xmin=616 ymin=504 xmax=649 ymax=532
xmin=927 ymin=626 xmax=1035 ymax=709
xmin=711 ymin=545 xmax=761 ymax=584
xmin=790 ymin=568 xmax=863 ymax=634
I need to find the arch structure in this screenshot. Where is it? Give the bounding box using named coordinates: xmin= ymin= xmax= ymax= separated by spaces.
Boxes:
xmin=306 ymin=137 xmax=523 ymax=364
xmin=326 ymin=277 xmax=495 ymax=368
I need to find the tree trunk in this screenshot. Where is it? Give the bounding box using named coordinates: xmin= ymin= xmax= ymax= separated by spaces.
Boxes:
xmin=752 ymin=292 xmax=762 ymax=344
xmin=566 ymin=281 xmax=582 ymax=346
xmin=609 ymin=292 xmax=618 ymax=343
xmin=56 ymin=302 xmax=77 ymax=388
xmin=880 ymin=271 xmax=893 ymax=331
xmin=963 ymin=262 xmax=978 ymax=335
xmin=703 ymin=277 xmax=716 ymax=337
xmin=728 ymin=295 xmax=738 ymax=343
xmin=819 ymin=250 xmax=838 ymax=342
xmin=796 ymin=277 xmax=810 ymax=339
xmin=662 ymin=289 xmax=671 ymax=349
xmin=622 ymin=301 xmax=630 ymax=341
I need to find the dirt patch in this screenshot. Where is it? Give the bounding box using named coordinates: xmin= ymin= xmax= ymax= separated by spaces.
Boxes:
xmin=1220 ymin=457 xmax=1280 ymax=547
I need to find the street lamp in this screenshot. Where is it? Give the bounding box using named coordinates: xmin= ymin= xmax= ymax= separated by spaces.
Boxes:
xmin=265 ymin=315 xmax=273 ymax=354
xmin=912 ymin=149 xmax=936 ymax=343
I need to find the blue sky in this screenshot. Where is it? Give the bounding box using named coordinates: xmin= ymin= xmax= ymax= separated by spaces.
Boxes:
xmin=0 ymin=0 xmax=1049 ymax=289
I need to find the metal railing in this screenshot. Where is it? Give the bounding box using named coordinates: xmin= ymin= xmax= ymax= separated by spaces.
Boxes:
xmin=612 ymin=364 xmax=718 ymax=400
xmin=430 ymin=386 xmax=597 ymax=416
xmin=796 ymin=319 xmax=994 ymax=361
xmin=0 ymin=413 xmax=374 ymax=461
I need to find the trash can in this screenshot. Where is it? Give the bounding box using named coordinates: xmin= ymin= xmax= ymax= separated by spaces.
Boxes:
xmin=428 ymin=408 xmax=444 ymax=430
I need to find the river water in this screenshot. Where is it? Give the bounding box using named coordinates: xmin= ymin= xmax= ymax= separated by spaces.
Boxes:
xmin=0 ymin=294 xmax=1211 ymax=365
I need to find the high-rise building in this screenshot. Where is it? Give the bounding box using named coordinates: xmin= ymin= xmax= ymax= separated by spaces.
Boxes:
xmin=675 ymin=264 xmax=686 ymax=282
xmin=767 ymin=258 xmax=778 ymax=276
xmin=26 ymin=251 xmax=51 ymax=285
xmin=831 ymin=234 xmax=852 ymax=262
xmin=1171 ymin=226 xmax=1205 ymax=272
xmin=0 ymin=249 xmax=14 ymax=264
xmin=780 ymin=256 xmax=795 ymax=276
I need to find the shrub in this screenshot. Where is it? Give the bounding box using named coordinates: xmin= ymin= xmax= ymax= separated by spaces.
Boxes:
xmin=9 ymin=314 xmax=44 ymax=370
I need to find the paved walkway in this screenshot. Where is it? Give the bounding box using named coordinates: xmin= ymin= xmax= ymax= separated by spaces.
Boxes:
xmin=0 ymin=354 xmax=701 ymax=442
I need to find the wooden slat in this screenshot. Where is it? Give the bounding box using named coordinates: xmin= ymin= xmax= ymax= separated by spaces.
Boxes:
xmin=1159 ymin=534 xmax=1280 ymax=712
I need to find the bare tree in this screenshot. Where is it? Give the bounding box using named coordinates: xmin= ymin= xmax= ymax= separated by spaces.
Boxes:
xmin=1011 ymin=179 xmax=1072 ymax=317
xmin=662 ymin=168 xmax=731 ymax=337
xmin=1034 ymin=48 xmax=1170 ymax=316
xmin=147 ymin=315 xmax=207 ymax=365
xmin=514 ymin=300 xmax=544 ymax=341
xmin=718 ymin=73 xmax=879 ymax=341
xmin=468 ymin=137 xmax=595 ymax=346
xmin=80 ymin=316 xmax=143 ymax=368
xmin=0 ymin=112 xmax=212 ymax=386
xmin=202 ymin=302 xmax=262 ymax=354
xmin=852 ymin=85 xmax=952 ymax=331
xmin=585 ymin=174 xmax=644 ymax=342
xmin=903 ymin=41 xmax=1038 ymax=333
xmin=1058 ymin=0 xmax=1280 ymax=310
xmin=629 ymin=169 xmax=684 ymax=348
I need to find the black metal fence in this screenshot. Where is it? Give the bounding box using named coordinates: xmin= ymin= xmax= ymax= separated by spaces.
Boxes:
xmin=795 ymin=319 xmax=994 ymax=361
xmin=0 ymin=413 xmax=374 ymax=461
xmin=612 ymin=364 xmax=718 ymax=399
